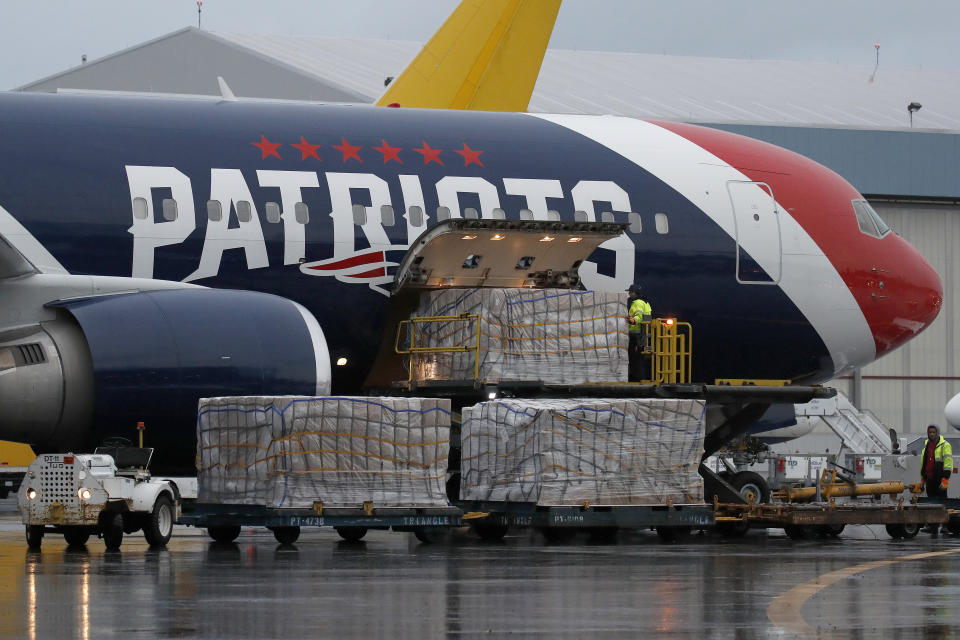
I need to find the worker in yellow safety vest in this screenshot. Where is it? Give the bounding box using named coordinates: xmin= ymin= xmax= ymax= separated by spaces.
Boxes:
xmin=626 ymin=284 xmax=652 ymax=382
xmin=921 ymin=424 xmax=953 ymax=533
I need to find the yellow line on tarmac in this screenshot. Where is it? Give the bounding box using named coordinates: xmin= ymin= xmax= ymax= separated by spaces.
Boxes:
xmin=767 ymin=548 xmax=960 ymax=638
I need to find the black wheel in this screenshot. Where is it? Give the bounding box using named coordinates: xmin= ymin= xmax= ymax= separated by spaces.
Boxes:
xmin=731 ymin=471 xmax=771 ymax=504
xmin=143 ymin=494 xmax=174 ymax=548
xmin=207 ymin=525 xmax=241 ymax=544
xmin=947 ymin=520 xmax=960 ymax=535
xmin=63 ymin=528 xmax=91 ymax=547
xmin=540 ymin=527 xmax=576 ymax=544
xmin=656 ymin=526 xmax=692 ymax=543
xmin=102 ymin=513 xmax=124 ymax=551
xmin=413 ymin=527 xmax=450 ymax=544
xmin=817 ymin=524 xmax=845 ymax=538
xmin=471 ymin=521 xmax=509 ymax=542
xmin=784 ymin=524 xmax=816 ymax=540
xmin=0 ymin=487 xmax=8 ymax=499
xmin=271 ymin=526 xmax=300 ymax=545
xmin=335 ymin=527 xmax=368 ymax=542
xmin=717 ymin=520 xmax=750 ymax=538
xmin=902 ymin=523 xmax=921 ymax=538
xmin=25 ymin=525 xmax=43 ymax=550
xmin=587 ymin=527 xmax=618 ymax=544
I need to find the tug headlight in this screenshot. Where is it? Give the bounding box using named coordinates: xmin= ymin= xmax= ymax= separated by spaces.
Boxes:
xmin=78 ymin=488 xmax=91 ymax=501
xmin=26 ymin=488 xmax=37 ymax=500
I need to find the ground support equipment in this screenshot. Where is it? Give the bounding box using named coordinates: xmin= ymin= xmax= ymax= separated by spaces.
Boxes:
xmin=457 ymin=500 xmax=715 ymax=543
xmin=178 ymin=502 xmax=463 ymax=544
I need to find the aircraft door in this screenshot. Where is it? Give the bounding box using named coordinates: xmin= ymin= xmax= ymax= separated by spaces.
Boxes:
xmin=726 ymin=181 xmax=781 ymax=284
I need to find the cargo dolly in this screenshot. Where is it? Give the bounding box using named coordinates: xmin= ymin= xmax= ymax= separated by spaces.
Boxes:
xmin=458 ymin=501 xmax=715 ymax=543
xmin=177 ymin=502 xmax=464 ymax=545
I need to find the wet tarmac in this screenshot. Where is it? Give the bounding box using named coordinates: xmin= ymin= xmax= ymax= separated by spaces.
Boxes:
xmin=0 ymin=496 xmax=959 ymax=639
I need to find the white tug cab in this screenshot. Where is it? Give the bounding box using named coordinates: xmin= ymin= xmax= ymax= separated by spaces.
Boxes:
xmin=19 ymin=446 xmax=177 ymax=551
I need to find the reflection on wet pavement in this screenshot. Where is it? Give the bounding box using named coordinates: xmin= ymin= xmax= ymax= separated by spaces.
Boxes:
xmin=0 ymin=499 xmax=958 ymax=638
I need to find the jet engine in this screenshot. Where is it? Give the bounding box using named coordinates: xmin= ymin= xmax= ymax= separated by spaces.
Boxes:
xmin=0 ymin=288 xmax=330 ymax=472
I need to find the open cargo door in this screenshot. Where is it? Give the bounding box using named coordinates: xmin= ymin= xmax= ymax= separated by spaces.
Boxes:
xmin=365 ymin=219 xmax=626 ymax=389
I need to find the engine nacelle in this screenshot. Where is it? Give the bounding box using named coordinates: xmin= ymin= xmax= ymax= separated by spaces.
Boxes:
xmin=1 ymin=289 xmax=330 ymax=472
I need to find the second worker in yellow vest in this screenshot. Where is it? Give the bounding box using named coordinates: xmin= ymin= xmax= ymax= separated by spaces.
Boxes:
xmin=626 ymin=284 xmax=652 ymax=382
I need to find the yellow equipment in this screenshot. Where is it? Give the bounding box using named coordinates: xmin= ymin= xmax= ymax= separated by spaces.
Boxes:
xmin=642 ymin=318 xmax=693 ymax=385
xmin=0 ymin=440 xmax=36 ymax=468
xmin=773 ymin=468 xmax=922 ymax=502
xmin=376 ymin=0 xmax=562 ymax=111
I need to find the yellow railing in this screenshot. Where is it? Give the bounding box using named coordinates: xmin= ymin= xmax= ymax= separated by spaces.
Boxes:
xmin=642 ymin=318 xmax=693 ymax=384
xmin=395 ymin=314 xmax=482 ymax=385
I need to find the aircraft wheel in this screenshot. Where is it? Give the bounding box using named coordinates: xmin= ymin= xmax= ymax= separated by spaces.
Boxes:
xmin=143 ymin=494 xmax=174 ymax=547
xmin=335 ymin=527 xmax=368 ymax=542
xmin=731 ymin=471 xmax=771 ymax=504
xmin=102 ymin=513 xmax=124 ymax=551
xmin=64 ymin=528 xmax=91 ymax=547
xmin=207 ymin=525 xmax=241 ymax=544
xmin=25 ymin=525 xmax=44 ymax=550
xmin=271 ymin=526 xmax=300 ymax=545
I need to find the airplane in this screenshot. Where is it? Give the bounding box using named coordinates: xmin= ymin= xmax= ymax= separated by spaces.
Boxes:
xmin=0 ymin=89 xmax=942 ymax=472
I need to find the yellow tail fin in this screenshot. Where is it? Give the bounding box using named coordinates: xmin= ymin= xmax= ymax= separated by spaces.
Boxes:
xmin=376 ymin=0 xmax=561 ymax=111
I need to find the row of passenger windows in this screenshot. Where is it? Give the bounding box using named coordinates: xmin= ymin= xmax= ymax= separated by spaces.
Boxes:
xmin=131 ymin=197 xmax=671 ymax=234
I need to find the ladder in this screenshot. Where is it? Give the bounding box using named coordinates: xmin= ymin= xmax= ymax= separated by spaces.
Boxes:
xmin=795 ymin=391 xmax=892 ymax=454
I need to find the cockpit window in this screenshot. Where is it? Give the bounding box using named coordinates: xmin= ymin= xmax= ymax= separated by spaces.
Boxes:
xmin=852 ymin=199 xmax=890 ymax=238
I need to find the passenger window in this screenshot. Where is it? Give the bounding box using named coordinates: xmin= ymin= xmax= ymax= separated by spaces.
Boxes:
xmin=407 ymin=205 xmax=424 ymax=227
xmin=236 ymin=200 xmax=252 ymax=223
xmin=207 ymin=200 xmax=223 ymax=222
xmin=161 ymin=199 xmax=178 ymax=222
xmin=519 ymin=209 xmax=533 ymax=220
xmin=491 ymin=208 xmax=506 ymax=220
xmin=436 ymin=206 xmax=451 ymax=222
xmin=265 ymin=202 xmax=281 ymax=223
xmin=655 ymin=212 xmax=669 ymax=234
xmin=352 ymin=204 xmax=367 ymax=225
xmin=464 ymin=207 xmax=479 ymax=220
xmin=546 ymin=210 xmax=560 ymax=221
xmin=132 ymin=197 xmax=149 ymax=220
xmin=600 ymin=212 xmax=615 ymax=223
xmin=629 ymin=212 xmax=642 ymax=233
xmin=294 ymin=202 xmax=309 ymax=225
xmin=574 ymin=210 xmax=588 ymax=222
xmin=380 ymin=205 xmax=395 ymax=226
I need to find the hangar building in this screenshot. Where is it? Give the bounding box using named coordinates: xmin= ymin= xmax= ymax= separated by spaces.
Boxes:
xmin=15 ymin=27 xmax=960 ymax=441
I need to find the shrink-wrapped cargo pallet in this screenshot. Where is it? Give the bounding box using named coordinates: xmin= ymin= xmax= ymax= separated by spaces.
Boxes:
xmin=460 ymin=398 xmax=705 ymax=505
xmin=196 ymin=396 xmax=451 ymax=508
xmin=409 ymin=288 xmax=627 ymax=385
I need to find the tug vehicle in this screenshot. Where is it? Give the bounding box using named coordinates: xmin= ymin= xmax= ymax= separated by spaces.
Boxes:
xmin=18 ymin=443 xmax=177 ymax=551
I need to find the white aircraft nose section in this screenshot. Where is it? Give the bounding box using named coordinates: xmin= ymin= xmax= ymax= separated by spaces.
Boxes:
xmin=946 ymin=393 xmax=960 ymax=431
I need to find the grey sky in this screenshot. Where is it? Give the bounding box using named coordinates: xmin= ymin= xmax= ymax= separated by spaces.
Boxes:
xmin=1 ymin=1 xmax=957 ymax=91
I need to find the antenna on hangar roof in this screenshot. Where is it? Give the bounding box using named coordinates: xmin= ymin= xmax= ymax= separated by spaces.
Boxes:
xmin=197 ymin=0 xmax=203 ymax=30
xmin=868 ymin=43 xmax=879 ymax=84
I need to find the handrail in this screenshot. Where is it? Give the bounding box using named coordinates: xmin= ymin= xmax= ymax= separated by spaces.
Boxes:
xmin=395 ymin=314 xmax=482 ymax=384
xmin=642 ymin=318 xmax=693 ymax=384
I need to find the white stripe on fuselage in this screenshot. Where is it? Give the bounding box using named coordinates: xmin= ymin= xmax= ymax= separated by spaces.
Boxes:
xmin=0 ymin=203 xmax=68 ymax=274
xmin=529 ymin=113 xmax=875 ymax=377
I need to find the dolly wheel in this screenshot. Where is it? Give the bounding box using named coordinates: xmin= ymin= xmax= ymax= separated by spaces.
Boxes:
xmin=656 ymin=526 xmax=692 ymax=543
xmin=207 ymin=525 xmax=241 ymax=544
xmin=335 ymin=527 xmax=368 ymax=542
xmin=818 ymin=524 xmax=845 ymax=538
xmin=414 ymin=527 xmax=451 ymax=544
xmin=25 ymin=525 xmax=43 ymax=550
xmin=64 ymin=528 xmax=91 ymax=547
xmin=947 ymin=520 xmax=960 ymax=536
xmin=472 ymin=521 xmax=509 ymax=542
xmin=540 ymin=527 xmax=577 ymax=544
xmin=271 ymin=526 xmax=300 ymax=545
xmin=783 ymin=524 xmax=816 ymax=540
xmin=717 ymin=520 xmax=750 ymax=538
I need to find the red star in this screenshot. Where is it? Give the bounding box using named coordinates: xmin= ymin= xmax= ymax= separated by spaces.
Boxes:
xmin=453 ymin=143 xmax=484 ymax=167
xmin=413 ymin=141 xmax=443 ymax=165
xmin=373 ymin=139 xmax=403 ymax=164
xmin=333 ymin=137 xmax=363 ymax=163
xmin=291 ymin=136 xmax=321 ymax=161
xmin=251 ymin=135 xmax=282 ymax=159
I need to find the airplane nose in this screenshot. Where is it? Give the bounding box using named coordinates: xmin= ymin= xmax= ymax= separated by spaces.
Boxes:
xmin=866 ymin=233 xmax=942 ymax=358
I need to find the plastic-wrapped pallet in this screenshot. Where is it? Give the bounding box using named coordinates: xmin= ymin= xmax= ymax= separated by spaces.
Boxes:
xmin=460 ymin=398 xmax=705 ymax=505
xmin=196 ymin=396 xmax=451 ymax=508
xmin=410 ymin=288 xmax=627 ymax=384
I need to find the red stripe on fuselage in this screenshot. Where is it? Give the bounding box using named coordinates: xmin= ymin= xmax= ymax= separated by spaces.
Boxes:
xmin=650 ymin=120 xmax=942 ymax=358
xmin=306 ymin=251 xmax=384 ymax=271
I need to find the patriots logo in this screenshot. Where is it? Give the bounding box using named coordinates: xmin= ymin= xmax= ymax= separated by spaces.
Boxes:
xmin=299 ymin=246 xmax=410 ymax=296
